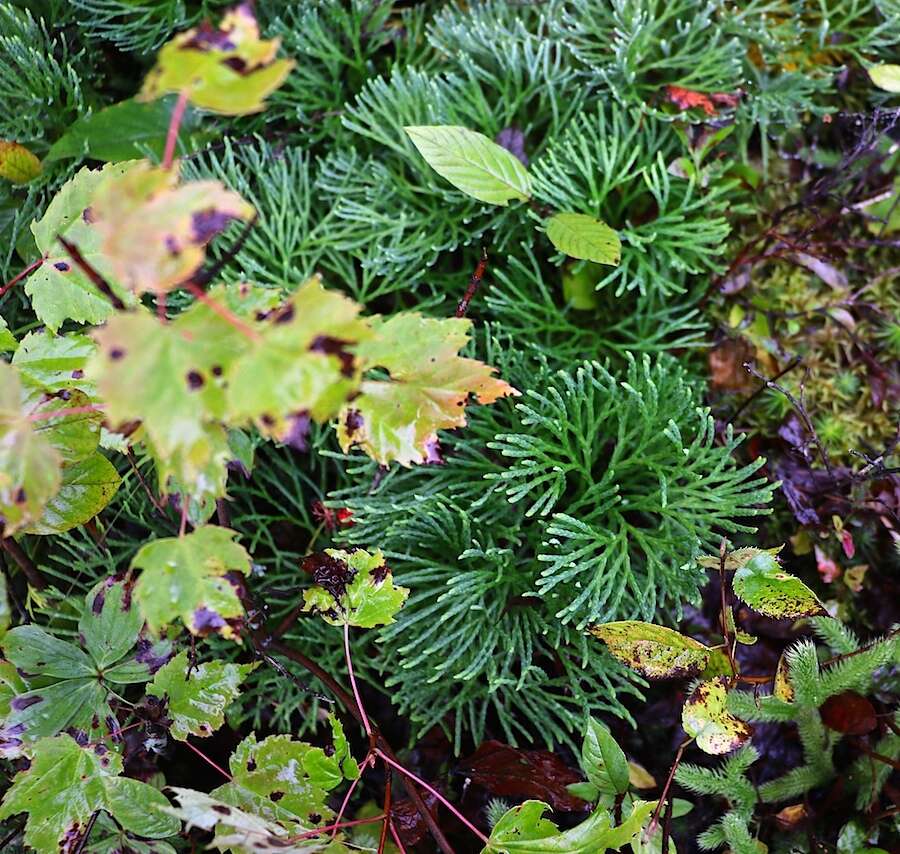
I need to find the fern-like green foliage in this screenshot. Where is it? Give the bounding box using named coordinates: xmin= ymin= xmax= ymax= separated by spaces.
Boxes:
xmin=329 ymin=350 xmax=771 ymax=746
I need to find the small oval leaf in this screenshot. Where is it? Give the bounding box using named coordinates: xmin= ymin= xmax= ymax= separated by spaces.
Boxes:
xmin=582 ymin=718 xmax=630 ymax=794
xmin=0 ymin=141 xmax=41 ymax=184
xmin=404 ymin=125 xmax=531 ymax=206
xmin=590 ymin=621 xmax=711 ymax=679
xmin=869 ymin=64 xmax=900 ymax=93
xmin=545 ymin=213 xmax=621 ymax=266
xmin=773 ymin=652 xmax=794 ymax=702
xmin=732 ymin=554 xmax=825 ymax=619
xmin=682 ymin=677 xmax=752 ymax=755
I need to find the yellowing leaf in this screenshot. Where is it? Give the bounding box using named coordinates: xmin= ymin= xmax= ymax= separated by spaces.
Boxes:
xmin=545 ymin=213 xmax=621 ymax=266
xmin=131 ymin=525 xmax=251 ymax=638
xmin=337 ymin=314 xmax=517 ymax=466
xmin=732 ymin=553 xmax=824 ymax=619
xmin=0 ymin=362 xmax=62 ymax=536
xmin=302 ymin=548 xmax=409 ymax=628
xmin=869 ymin=64 xmax=900 ymax=93
xmin=697 ymin=545 xmax=783 ymax=571
xmin=682 ymin=677 xmax=752 ymax=755
xmin=140 ymin=4 xmax=295 ymax=115
xmin=589 ymin=621 xmax=711 ymax=680
xmin=773 ymin=652 xmax=794 ymax=702
xmin=0 ymin=141 xmax=40 ymax=184
xmin=25 ymin=163 xmax=138 ymax=332
xmin=91 ymin=160 xmax=255 ymax=295
xmin=225 ymin=276 xmax=369 ymax=438
xmin=0 ymin=734 xmax=179 ymax=854
xmin=147 ymin=651 xmax=253 ymax=739
xmin=404 ymin=125 xmax=532 ymax=205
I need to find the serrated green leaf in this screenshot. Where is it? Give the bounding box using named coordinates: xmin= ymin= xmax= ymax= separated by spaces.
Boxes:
xmin=0 ymin=362 xmax=62 ymax=535
xmin=483 ymin=798 xmax=655 ymax=853
xmin=92 ymin=160 xmax=255 ymax=295
xmin=23 ymin=452 xmax=120 ymax=535
xmin=0 ymin=317 xmax=15 ymax=353
xmin=131 ymin=526 xmax=251 ymax=638
xmin=582 ymin=718 xmax=630 ymax=794
xmin=682 ymin=677 xmax=752 ymax=755
xmin=0 ymin=142 xmax=41 ymax=184
xmin=46 ymin=96 xmax=205 ymax=164
xmin=732 ymin=553 xmax=824 ymax=619
xmin=11 ymin=331 xmax=96 ymax=396
xmin=870 ymin=64 xmax=900 ymax=93
xmin=225 ymin=276 xmax=369 ymax=438
xmin=337 ymin=313 xmax=517 ymax=466
xmin=404 ymin=125 xmax=531 ymax=205
xmin=545 ymin=213 xmax=621 ymax=266
xmin=0 ymin=734 xmax=179 ymax=854
xmin=147 ymin=651 xmax=254 ymax=740
xmin=25 ymin=163 xmax=138 ymax=332
xmin=590 ymin=622 xmax=711 ymax=680
xmin=139 ymin=5 xmax=294 ymax=116
xmin=165 ymin=788 xmax=336 ymax=854
xmin=302 ymin=548 xmax=409 ymax=628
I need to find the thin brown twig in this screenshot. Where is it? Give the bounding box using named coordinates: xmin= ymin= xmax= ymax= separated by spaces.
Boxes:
xmin=0 ymin=258 xmax=43 ymax=299
xmin=647 ymin=737 xmax=692 ymax=836
xmin=58 ymin=237 xmax=126 ymax=310
xmin=727 ymin=356 xmax=802 ymax=425
xmin=456 ymin=247 xmax=488 ymax=318
xmin=378 ymin=770 xmax=392 ymax=854
xmin=0 ymin=538 xmax=47 ymax=590
xmin=72 ymin=811 xmax=99 ymax=854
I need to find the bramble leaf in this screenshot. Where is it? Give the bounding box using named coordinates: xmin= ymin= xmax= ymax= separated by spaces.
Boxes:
xmin=225 ymin=276 xmax=369 ymax=439
xmin=0 ymin=734 xmax=179 ymax=854
xmin=0 ymin=362 xmax=62 ymax=535
xmin=545 ymin=213 xmax=621 ymax=266
xmin=301 ymin=548 xmax=409 ymax=628
xmin=0 ymin=141 xmax=40 ymax=184
xmin=140 ymin=4 xmax=295 ymax=115
xmin=482 ymin=798 xmax=655 ymax=853
xmin=589 ymin=621 xmax=711 ymax=680
xmin=337 ymin=314 xmax=517 ymax=466
xmin=682 ymin=677 xmax=752 ymax=755
xmin=404 ymin=125 xmax=532 ymax=205
xmin=212 ymin=718 xmax=358 ymax=830
xmin=11 ymin=331 xmax=96 ymax=397
xmin=869 ymin=64 xmax=900 ymax=93
xmin=147 ymin=651 xmax=254 ymax=740
xmin=91 ymin=160 xmax=255 ymax=295
xmin=25 ymin=163 xmax=137 ymax=332
xmin=582 ymin=718 xmax=630 ymax=794
xmin=131 ymin=526 xmax=252 ymax=638
xmin=165 ymin=789 xmax=335 ymax=854
xmin=732 ymin=553 xmax=824 ymax=619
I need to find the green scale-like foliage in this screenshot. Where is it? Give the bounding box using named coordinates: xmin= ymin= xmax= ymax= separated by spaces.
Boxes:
xmin=329 ymin=351 xmax=773 ymax=746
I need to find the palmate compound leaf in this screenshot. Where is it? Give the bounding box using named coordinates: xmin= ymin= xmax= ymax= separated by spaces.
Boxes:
xmin=589 ymin=621 xmax=711 ymax=680
xmin=0 ymin=734 xmax=179 ymax=854
xmin=732 ymin=553 xmax=825 ymax=619
xmin=681 ymin=677 xmax=752 ymax=755
xmin=91 ymin=159 xmax=255 ymax=295
xmin=0 ymin=141 xmax=41 ymax=184
xmin=482 ymin=798 xmax=656 ymax=853
xmin=0 ymin=362 xmax=62 ymax=536
xmin=211 ymin=718 xmax=359 ymax=831
xmin=544 ymin=213 xmax=621 ymax=266
xmin=0 ymin=579 xmax=172 ymax=756
xmin=404 ymin=125 xmax=532 ymax=206
xmin=165 ymin=789 xmax=345 ymax=854
xmin=337 ymin=313 xmax=517 ymax=466
xmin=131 ymin=526 xmax=251 ymax=639
xmin=147 ymin=650 xmax=254 ymax=740
xmin=25 ymin=163 xmax=137 ymax=332
xmin=224 ymin=276 xmax=370 ymax=441
xmin=139 ymin=3 xmax=295 ymax=115
xmin=301 ymin=548 xmax=409 ymax=628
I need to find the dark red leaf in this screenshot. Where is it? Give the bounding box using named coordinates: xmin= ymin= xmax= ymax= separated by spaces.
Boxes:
xmin=819 ymin=691 xmax=876 ymax=735
xmin=391 ymin=790 xmax=439 ymax=847
xmin=456 ymin=740 xmax=587 ymax=812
